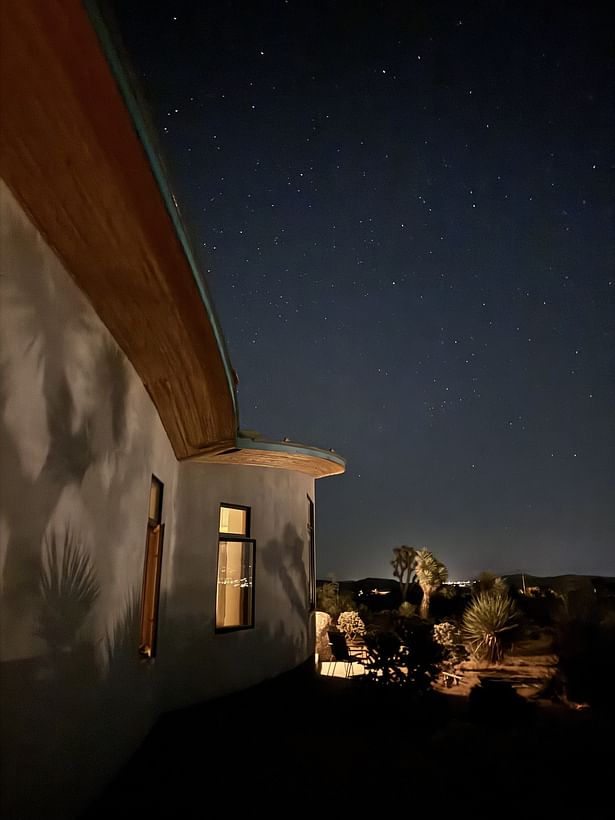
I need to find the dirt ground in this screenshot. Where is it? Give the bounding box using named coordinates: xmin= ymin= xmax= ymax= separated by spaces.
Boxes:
xmin=83 ymin=654 xmax=614 ymax=816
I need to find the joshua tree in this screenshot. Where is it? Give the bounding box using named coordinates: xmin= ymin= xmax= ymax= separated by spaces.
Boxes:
xmin=415 ymin=549 xmax=448 ymax=618
xmin=462 ymin=591 xmax=519 ymax=663
xmin=316 ymin=579 xmax=340 ymax=617
xmin=391 ymin=545 xmax=417 ymax=602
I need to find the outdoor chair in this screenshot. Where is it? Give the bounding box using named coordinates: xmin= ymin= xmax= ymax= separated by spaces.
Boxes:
xmin=326 ymin=630 xmax=364 ymax=678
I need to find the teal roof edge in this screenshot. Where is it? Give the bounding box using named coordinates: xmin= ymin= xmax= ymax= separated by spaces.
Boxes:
xmin=236 ymin=436 xmax=346 ymax=471
xmin=84 ymin=0 xmax=238 ymax=420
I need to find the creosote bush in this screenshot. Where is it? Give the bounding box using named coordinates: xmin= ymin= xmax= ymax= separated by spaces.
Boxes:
xmin=337 ymin=611 xmax=366 ymax=641
xmin=433 ymin=621 xmax=459 ymax=647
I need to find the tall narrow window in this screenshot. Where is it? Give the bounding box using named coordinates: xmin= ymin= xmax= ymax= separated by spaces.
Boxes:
xmin=216 ymin=504 xmax=255 ymax=631
xmin=139 ymin=476 xmax=165 ymax=657
xmin=307 ymin=495 xmax=316 ymax=611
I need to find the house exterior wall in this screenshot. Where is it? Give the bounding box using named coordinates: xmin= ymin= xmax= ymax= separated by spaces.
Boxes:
xmin=0 ymin=181 xmax=316 ymax=819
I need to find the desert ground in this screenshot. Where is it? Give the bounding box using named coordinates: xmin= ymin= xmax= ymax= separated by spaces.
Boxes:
xmin=83 ymin=635 xmax=613 ymax=816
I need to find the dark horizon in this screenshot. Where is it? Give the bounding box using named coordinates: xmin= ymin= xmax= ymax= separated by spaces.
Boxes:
xmin=317 ymin=570 xmax=615 ymax=584
xmin=108 ymin=1 xmax=614 ymax=581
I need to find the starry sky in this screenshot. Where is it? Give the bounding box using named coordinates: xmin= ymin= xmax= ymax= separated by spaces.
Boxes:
xmin=107 ymin=1 xmax=614 ymax=580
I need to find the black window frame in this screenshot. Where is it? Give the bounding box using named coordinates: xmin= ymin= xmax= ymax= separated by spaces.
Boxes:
xmin=215 ymin=503 xmax=255 ymax=633
xmin=307 ymin=494 xmax=316 ymax=611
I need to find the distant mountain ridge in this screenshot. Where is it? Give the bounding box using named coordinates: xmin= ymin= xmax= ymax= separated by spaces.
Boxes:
xmin=503 ymin=573 xmax=615 ymax=594
xmin=318 ymin=574 xmax=615 ymax=595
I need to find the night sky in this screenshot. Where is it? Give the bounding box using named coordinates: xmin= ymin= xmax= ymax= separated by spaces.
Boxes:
xmin=108 ymin=1 xmax=614 ymax=580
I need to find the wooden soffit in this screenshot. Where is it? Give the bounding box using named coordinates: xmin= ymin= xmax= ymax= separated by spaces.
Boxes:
xmin=190 ymin=436 xmax=346 ymax=479
xmin=0 ymin=1 xmax=237 ymax=459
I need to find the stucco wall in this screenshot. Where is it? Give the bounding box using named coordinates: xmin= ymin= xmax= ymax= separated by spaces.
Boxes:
xmin=161 ymin=462 xmax=315 ymax=708
xmin=0 ymin=181 xmax=316 ymax=819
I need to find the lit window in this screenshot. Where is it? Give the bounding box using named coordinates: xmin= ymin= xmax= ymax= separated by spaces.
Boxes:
xmin=216 ymin=505 xmax=254 ymax=630
xmin=219 ymin=504 xmax=248 ymax=535
xmin=139 ymin=476 xmax=164 ymax=657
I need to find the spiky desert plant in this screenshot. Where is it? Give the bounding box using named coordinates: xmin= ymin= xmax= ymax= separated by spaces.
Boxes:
xmin=415 ymin=549 xmax=448 ymax=618
xmin=462 ymin=591 xmax=519 ymax=663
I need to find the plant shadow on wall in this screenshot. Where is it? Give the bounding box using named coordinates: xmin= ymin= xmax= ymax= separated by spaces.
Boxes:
xmin=1 ymin=317 xmax=130 ymax=644
xmin=1 ymin=529 xmax=102 ymax=819
xmin=0 ymin=196 xmax=130 ymax=637
xmin=2 ymin=561 xmax=157 ymax=819
xmin=103 ymin=589 xmax=145 ymax=694
xmin=37 ymin=529 xmax=100 ymax=659
xmin=261 ymin=524 xmax=308 ymax=638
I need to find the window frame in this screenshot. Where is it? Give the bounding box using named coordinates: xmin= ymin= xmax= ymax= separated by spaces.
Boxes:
xmin=215 ymin=503 xmax=255 ymax=633
xmin=139 ymin=474 xmax=165 ymax=658
xmin=218 ymin=502 xmax=251 ymax=537
xmin=307 ymin=494 xmax=316 ymax=611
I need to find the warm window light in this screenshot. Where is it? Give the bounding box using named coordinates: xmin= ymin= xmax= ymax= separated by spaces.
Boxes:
xmin=216 ymin=504 xmax=254 ymax=630
xmin=219 ymin=505 xmax=247 ymax=535
xmin=216 ymin=540 xmax=254 ymax=628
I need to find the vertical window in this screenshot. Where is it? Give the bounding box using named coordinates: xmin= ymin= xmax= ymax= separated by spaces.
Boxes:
xmin=307 ymin=495 xmax=316 ymax=611
xmin=139 ymin=476 xmax=165 ymax=657
xmin=216 ymin=504 xmax=255 ymax=631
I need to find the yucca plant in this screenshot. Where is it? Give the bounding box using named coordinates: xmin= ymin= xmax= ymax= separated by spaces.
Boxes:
xmin=462 ymin=591 xmax=519 ymax=663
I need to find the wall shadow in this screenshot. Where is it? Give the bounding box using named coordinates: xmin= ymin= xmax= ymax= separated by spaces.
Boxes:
xmin=260 ymin=523 xmax=309 ymax=621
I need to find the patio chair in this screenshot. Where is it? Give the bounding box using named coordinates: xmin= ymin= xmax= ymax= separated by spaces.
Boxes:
xmin=326 ymin=630 xmax=364 ymax=678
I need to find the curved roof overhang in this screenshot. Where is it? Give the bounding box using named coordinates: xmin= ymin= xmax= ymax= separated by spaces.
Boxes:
xmin=190 ymin=435 xmax=346 ymax=479
xmin=0 ymin=1 xmax=237 ymax=460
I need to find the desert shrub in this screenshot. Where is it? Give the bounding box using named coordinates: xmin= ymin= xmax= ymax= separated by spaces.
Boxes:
xmin=315 ymin=611 xmax=332 ymax=661
xmin=365 ymin=610 xmax=397 ymax=632
xmin=433 ymin=621 xmax=458 ymax=647
xmin=430 ymin=585 xmax=473 ymax=621
xmin=462 ymin=591 xmax=520 ymax=663
xmin=517 ymin=591 xmax=565 ymax=626
xmin=396 ymin=617 xmax=444 ymax=694
xmin=316 ymin=581 xmax=339 ymax=618
xmin=398 ymin=601 xmax=416 ymax=617
xmin=433 ymin=621 xmax=468 ymax=683
xmin=555 ymin=616 xmax=615 ymax=707
xmin=363 ymin=629 xmax=404 ymax=686
xmin=362 ymin=618 xmax=443 ymax=694
xmin=337 ymin=611 xmax=366 ymax=641
xmin=316 ymin=581 xmax=359 ymax=619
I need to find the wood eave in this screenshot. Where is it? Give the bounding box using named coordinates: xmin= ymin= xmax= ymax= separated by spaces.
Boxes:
xmin=189 ymin=441 xmax=347 ymax=479
xmin=0 ymin=1 xmax=237 ymax=460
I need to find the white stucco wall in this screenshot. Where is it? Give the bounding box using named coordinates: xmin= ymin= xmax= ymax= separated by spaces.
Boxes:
xmin=161 ymin=462 xmax=315 ymax=708
xmin=0 ymin=181 xmax=316 ymax=819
